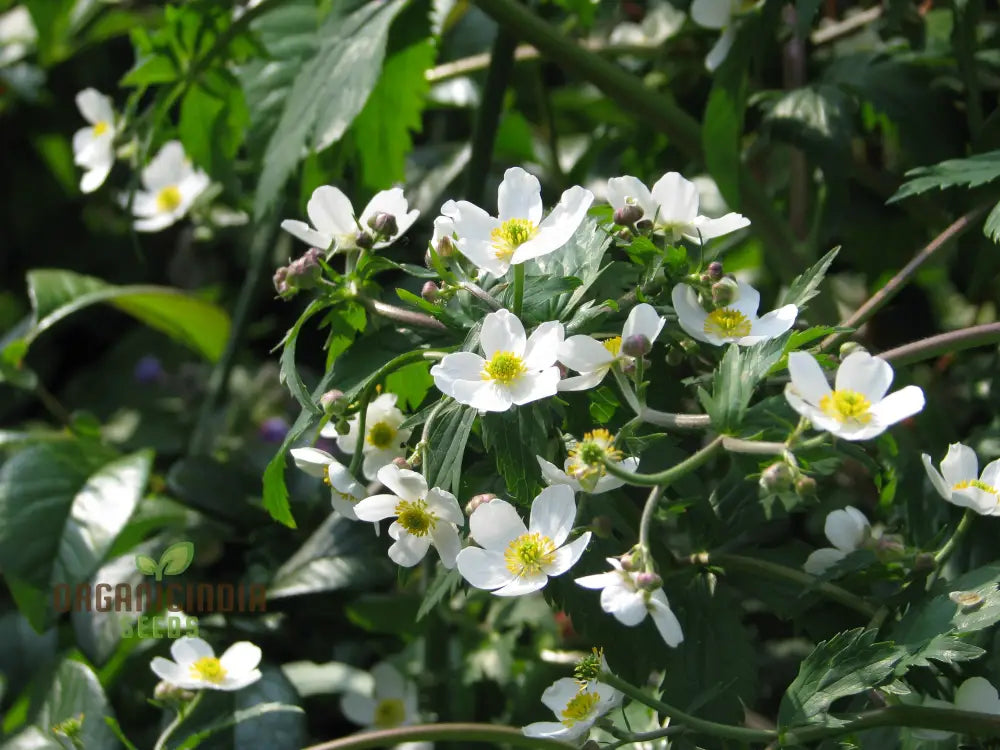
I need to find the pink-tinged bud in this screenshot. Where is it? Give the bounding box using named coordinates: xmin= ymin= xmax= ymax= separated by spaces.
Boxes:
xmin=620 ymin=553 xmax=638 ymax=571
xmin=707 ymin=261 xmax=724 ymax=281
xmin=320 ymin=389 xmax=345 ymax=414
xmin=635 ymin=572 xmax=662 ymax=590
xmin=557 ymin=362 xmax=568 ymax=378
xmin=286 ymin=249 xmax=323 ymax=290
xmin=465 ymin=492 xmax=496 ymax=516
xmin=759 ymin=462 xmax=794 ymax=492
xmin=622 ymin=334 xmax=651 ymax=358
xmin=273 ymin=266 xmax=295 ymax=298
xmin=154 ymin=681 xmax=196 ymax=704
xmin=711 ymin=277 xmax=739 ymax=307
xmin=436 ymin=235 xmax=455 ymax=257
xmin=616 ymin=228 xmax=632 ymax=243
xmin=355 ymin=231 xmax=374 ymax=250
xmin=367 ymin=211 xmax=398 ymax=237
xmin=421 ymin=281 xmax=439 ymax=302
xmin=635 ymin=218 xmax=652 ymax=232
xmin=795 ymin=475 xmax=817 ymax=497
xmin=613 ymin=203 xmax=643 ymax=227
xmin=392 ymin=457 xmax=412 ymax=471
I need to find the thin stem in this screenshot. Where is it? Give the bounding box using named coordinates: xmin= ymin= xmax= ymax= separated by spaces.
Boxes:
xmin=35 ymin=382 xmax=72 ymax=426
xmin=465 ymin=28 xmax=517 ymax=204
xmin=933 ymin=508 xmax=975 ymax=567
xmin=301 ymin=723 xmax=574 ymax=750
xmin=638 ymin=484 xmax=666 ymax=558
xmin=603 ymin=435 xmax=724 ymax=488
xmin=606 ymin=724 xmax=685 ymax=749
xmin=152 ymin=692 xmax=203 ymax=750
xmin=706 ymin=553 xmax=877 ymax=617
xmin=721 ymin=437 xmax=788 ymax=455
xmin=459 ymin=281 xmax=502 ymax=310
xmin=822 ymin=205 xmax=990 ymax=352
xmin=784 ymin=704 xmax=1000 ymax=742
xmin=638 ymin=407 xmax=713 ymax=430
xmin=359 ymin=298 xmax=448 ymax=331
xmin=600 ymin=672 xmax=777 ymax=744
xmin=513 ymin=263 xmax=525 ymax=317
xmin=878 ymin=322 xmax=1000 ymax=367
xmin=612 ymin=366 xmax=642 ymax=415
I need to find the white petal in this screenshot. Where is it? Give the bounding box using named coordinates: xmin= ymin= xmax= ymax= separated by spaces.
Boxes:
xmin=508 ymin=368 xmax=560 ymax=406
xmin=178 ymin=170 xmax=210 ymax=204
xmin=690 ymin=0 xmax=731 ymax=28
xmin=427 ymin=488 xmax=465 ymax=526
xmin=354 ymin=494 xmax=400 ymax=522
xmin=133 ymin=212 xmax=179 ymax=233
xmin=360 ymin=187 xmax=414 ymax=239
xmin=605 ymin=175 xmax=657 ymax=218
xmin=328 ymin=462 xmax=365 ymax=499
xmin=430 ymin=522 xmax=461 ymax=568
xmin=142 ymin=141 xmax=187 ymax=191
xmin=372 ymin=662 xmax=407 ymax=699
xmin=335 ymin=417 xmax=360 ymax=455
xmin=685 ymin=212 xmax=749 ymax=242
xmin=331 ymin=493 xmax=360 ymax=521
xmin=671 ymin=284 xmax=711 ymax=343
xmin=389 ymin=534 xmax=432 ymax=567
xmin=522 ymin=721 xmax=573 ymax=739
xmin=530 ymin=485 xmax=577 ymax=546
xmin=307 ymin=185 xmax=356 ymax=238
xmin=341 ymin=693 xmax=376 ymax=726
xmin=431 ymin=352 xmax=487 ymax=396
xmin=544 ymin=532 xmax=591 ymax=576
xmin=523 ymin=321 xmax=564 ymax=369
xmin=497 ymin=166 xmax=543 ymax=223
xmin=219 ymin=642 xmax=262 ymax=675
xmin=376 ymin=465 xmax=427 ymax=503
xmin=647 ymin=590 xmax=684 ymax=647
xmin=481 ymin=309 xmax=526 ymax=358
xmin=557 ymin=370 xmax=609 ymax=392
xmin=705 ymin=26 xmax=737 ymax=71
xmin=541 ymin=678 xmax=584 ymax=714
xmin=150 ymin=657 xmax=185 ymax=685
xmin=940 ymin=443 xmax=978 ymax=487
xmin=537 ymin=456 xmax=577 ymax=489
xmin=650 ymin=172 xmax=698 ymax=224
xmin=836 ymin=352 xmax=894 ymax=402
xmin=742 ymin=305 xmax=797 ymax=344
xmin=575 ymin=571 xmax=621 ymax=590
xmin=451 ymin=202 xmax=507 ymax=275
xmin=456 ymin=547 xmax=513 ymax=590
xmin=824 ymin=506 xmax=869 ymax=552
xmin=622 ymin=303 xmax=666 ymax=344
xmin=493 ymin=571 xmax=549 ymax=597
xmin=219 ymin=671 xmax=263 ymax=691
xmin=921 ymin=454 xmax=952 ymax=501
xmin=980 ymin=459 xmax=1000 ymax=489
xmin=601 ymin=585 xmax=647 ymax=626
xmin=80 ymin=161 xmax=112 ymax=194
xmin=869 ymin=386 xmax=924 ymax=427
xmin=171 ymin=636 xmax=214 ymax=666
xmin=511 ymin=185 xmax=594 ymax=264
xmin=590 ymin=458 xmax=635 ymax=493
xmin=730 ymin=281 xmax=761 ymax=319
xmin=787 ymin=351 xmax=831 ymax=406
xmin=280 ymin=220 xmax=332 ymax=250
xmin=558 ymin=336 xmax=615 ymax=374
xmin=290 ymin=447 xmax=334 ymax=478
xmin=952 ymin=487 xmax=999 ymax=515
xmin=955 ymin=677 xmax=1000 ymax=715
xmin=450 ymin=378 xmax=514 ymax=412
xmin=803 ymin=547 xmax=845 ymax=576
xmin=470 ymin=498 xmax=526 ymax=550
xmin=76 ymin=88 xmax=114 ymax=124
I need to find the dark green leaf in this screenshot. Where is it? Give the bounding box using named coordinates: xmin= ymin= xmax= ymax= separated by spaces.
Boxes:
xmin=889 ymin=149 xmax=1000 ymax=203
xmin=778 ymin=247 xmax=840 ymax=310
xmin=701 ymin=31 xmax=749 ymax=209
xmin=279 ymin=299 xmax=326 ymax=415
xmin=984 ymin=199 xmax=1000 ymax=244
xmin=384 ymin=361 xmax=434 ymax=412
xmin=177 ymin=702 xmax=305 ymax=750
xmin=893 ymin=563 xmax=1000 ymax=647
xmin=178 ymin=69 xmax=249 ymax=175
xmin=416 ymin=567 xmax=462 ymax=621
xmin=423 ymin=400 xmax=477 ymax=493
xmin=481 ymin=405 xmax=549 ymax=504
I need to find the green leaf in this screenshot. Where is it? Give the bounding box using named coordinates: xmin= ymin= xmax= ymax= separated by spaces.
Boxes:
xmin=530 ymin=217 xmax=611 ymax=321
xmin=104 ymin=717 xmax=140 ymax=750
xmin=697 ymin=339 xmax=785 ymax=433
xmin=701 ymin=29 xmax=749 ymax=209
xmin=778 ymin=247 xmax=840 ymax=310
xmin=253 ymin=0 xmax=408 ymax=219
xmin=279 ymin=299 xmax=326 ymax=415
xmin=178 ymin=68 xmax=249 ymax=175
xmin=778 ymin=628 xmax=904 ymax=728
xmin=6 ymin=270 xmax=230 ymax=366
xmin=889 ymin=149 xmax=1000 ymax=203
xmin=984 ymin=198 xmax=1000 ymax=244
xmin=481 ymin=405 xmax=549 ymax=503
xmin=176 ymin=702 xmax=305 ymax=750
xmin=893 ymin=563 xmax=1000 ymax=648
xmin=159 ymin=540 xmax=195 ymax=576
xmin=759 ymin=84 xmax=853 ymax=166
xmin=416 ymin=567 xmax=462 ymax=621
xmin=422 ymin=400 xmax=477 ymax=494
xmin=384 ymin=361 xmax=434 ymax=412
xmin=134 ymin=554 xmax=158 ymax=576
xmin=898 ymin=633 xmax=985 ymax=670
xmin=353 ymin=38 xmax=434 ymax=190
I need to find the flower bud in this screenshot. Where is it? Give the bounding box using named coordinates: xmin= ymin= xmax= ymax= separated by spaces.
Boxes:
xmin=619 ymin=552 xmax=639 ymax=571
xmin=664 ymin=347 xmax=684 ymax=366
xmin=421 ymin=281 xmax=439 ymax=302
xmin=679 ymin=337 xmax=699 ymax=353
xmin=320 ymin=389 xmax=345 ymax=414
xmin=635 ymin=571 xmax=662 ymax=591
xmin=759 ymin=462 xmax=794 ymax=492
xmin=914 ymin=552 xmax=936 ymax=572
xmin=711 ymin=277 xmax=739 ymax=307
xmin=334 ymin=418 xmax=351 ymax=436
xmin=367 ymin=211 xmax=398 ymax=238
xmin=613 ymin=203 xmax=644 ymax=227
xmin=465 ymin=492 xmax=496 ymax=516
xmin=392 ymin=457 xmax=412 ymax=471
xmin=616 ymin=228 xmax=632 ymax=243
xmin=273 ymin=266 xmax=295 ymax=298
xmin=706 ymin=261 xmax=724 ymax=281
xmin=435 ymin=234 xmax=455 ymax=257
xmin=286 ymin=249 xmax=323 ymax=290
xmin=635 ymin=218 xmax=653 ymax=232
xmin=355 ymin=231 xmax=374 ymax=250
xmin=839 ymin=341 xmax=868 ymax=359
xmin=590 ymin=515 xmax=613 ymax=538
xmin=621 ymin=334 xmax=651 ymax=358
xmin=795 ymin=475 xmax=817 ymax=498
xmin=154 ymin=681 xmax=196 ymax=705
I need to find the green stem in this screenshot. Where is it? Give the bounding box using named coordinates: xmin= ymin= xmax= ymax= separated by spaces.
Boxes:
xmin=512 ymin=263 xmax=525 ymax=317
xmin=783 ymin=704 xmax=1000 ymax=742
xmin=721 ymin=437 xmax=788 ymax=456
xmin=152 ymin=692 xmax=203 ymax=750
xmin=879 ymin=322 xmax=1000 ymax=367
xmin=637 ymin=484 xmax=665 ymax=560
xmin=933 ymin=508 xmax=975 ymax=567
xmin=300 ymin=723 xmax=574 ymax=750
xmin=466 ymin=28 xmax=517 ymax=204
xmin=603 ymin=435 xmax=724 ymax=488
xmin=638 ymin=407 xmax=712 ymax=430
xmin=359 ymin=297 xmax=448 ymax=331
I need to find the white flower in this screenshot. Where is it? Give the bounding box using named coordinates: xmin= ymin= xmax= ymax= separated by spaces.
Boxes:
xmin=0 ymin=6 xmax=36 ymax=67
xmin=322 ymin=392 xmax=412 ymax=481
xmin=557 ymin=303 xmax=665 ymax=391
xmin=922 ymin=443 xmax=1000 ymax=516
xmin=456 ymin=485 xmax=592 ymax=597
xmin=802 ymin=506 xmax=871 ymax=576
xmin=354 ymin=463 xmax=463 ymax=568
xmin=130 ymin=141 xmax=210 ymax=232
xmin=73 ymin=89 xmax=117 ymax=193
xmin=537 ymin=428 xmax=639 ymax=494
xmin=522 ymin=677 xmax=621 ymax=741
xmin=690 ymin=0 xmax=744 ymax=71
xmin=609 ymin=0 xmax=685 ymax=46
xmin=444 ymin=166 xmax=594 ymax=276
xmin=289 ymin=447 xmax=375 ymax=529
xmin=150 ymin=637 xmax=262 ymax=692
xmin=341 ymin=662 xmax=425 ymax=737
xmin=785 ymin=351 xmax=925 ymax=441
xmin=671 ymin=281 xmax=797 ymax=346
xmin=431 ymin=309 xmax=563 ymax=412
xmin=575 ymin=558 xmax=684 ymax=647
xmin=280 ymin=185 xmax=418 ymax=253
xmin=606 ymin=172 xmax=749 ymax=243
xmin=914 ymin=677 xmax=1000 ymax=740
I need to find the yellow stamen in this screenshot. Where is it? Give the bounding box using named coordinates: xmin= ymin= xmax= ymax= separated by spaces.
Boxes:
xmin=367 ymin=421 xmax=396 ymax=449
xmin=704 ymin=308 xmax=752 ymax=339
xmin=483 ymin=351 xmax=526 ymax=385
xmin=372 ymin=698 xmax=407 ymax=728
xmin=602 ymin=336 xmax=622 ymax=357
xmin=504 ymin=532 xmax=557 ymax=577
xmin=819 ymin=390 xmax=872 ymax=424
xmin=93 ymin=120 xmax=110 ymax=136
xmin=395 ymin=499 xmax=436 ymax=536
xmin=490 ymin=218 xmax=538 ymax=261
xmin=189 ymin=656 xmax=227 ymax=684
xmin=156 ymin=185 xmax=183 ymax=212
xmin=560 ymin=691 xmax=600 ymax=726
xmin=953 ymin=479 xmax=1000 ymax=499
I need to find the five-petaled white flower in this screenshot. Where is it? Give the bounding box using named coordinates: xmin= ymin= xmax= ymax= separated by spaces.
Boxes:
xmin=802 ymin=506 xmax=871 ymax=576
xmin=606 ymin=172 xmax=749 ymax=243
xmin=456 ymin=485 xmax=591 ymax=597
xmin=431 ymin=309 xmax=563 ymax=412
xmin=73 ymin=89 xmax=117 ymax=194
xmin=0 ymin=6 xmax=36 ymax=67
xmin=290 ymin=447 xmax=375 ymax=529
xmin=672 ymin=281 xmax=797 ymax=347
xmin=150 ymin=636 xmax=262 ymax=692
xmin=575 ymin=558 xmax=684 ymax=647
xmin=536 ymin=429 xmax=639 ymax=494
xmin=341 ymin=662 xmax=426 ymax=737
xmin=690 ymin=0 xmax=748 ymax=71
xmin=443 ymin=166 xmax=593 ymax=276
xmin=322 ymin=392 xmax=412 ymax=481
xmin=354 ymin=464 xmax=463 ymax=568
xmin=522 ymin=677 xmax=622 ymax=742
xmin=914 ymin=677 xmax=1000 ymax=741
xmin=557 ymin=303 xmax=666 ymax=391
xmin=922 ymin=443 xmax=1000 ymax=517
xmin=130 ymin=141 xmax=210 ymax=233
xmin=785 ymin=351 xmax=925 ymax=441
xmin=281 ymin=184 xmax=418 ymax=253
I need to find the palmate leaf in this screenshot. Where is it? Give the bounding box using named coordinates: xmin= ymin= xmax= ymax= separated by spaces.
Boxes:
xmin=889 ymin=149 xmax=1000 ymax=203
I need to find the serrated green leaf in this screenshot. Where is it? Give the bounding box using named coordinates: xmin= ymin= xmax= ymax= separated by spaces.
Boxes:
xmin=898 ymin=633 xmax=985 ymax=670
xmin=779 ymin=247 xmax=840 ymax=310
xmin=178 ymin=68 xmax=249 ymax=176
xmin=279 ymin=299 xmax=326 ymax=415
xmin=893 ymin=563 xmax=1000 ymax=647
xmin=423 ymin=400 xmax=476 ymax=494
xmin=889 ymin=149 xmax=1000 ymax=203
xmin=481 ymin=405 xmax=549 ymax=504
xmin=416 ymin=567 xmax=462 ymax=621
xmin=698 ymin=341 xmax=785 ymax=433
xmin=158 ymin=540 xmax=194 ymax=577
xmin=760 ymin=84 xmax=853 ymax=165
xmin=984 ymin=199 xmax=1000 ymax=244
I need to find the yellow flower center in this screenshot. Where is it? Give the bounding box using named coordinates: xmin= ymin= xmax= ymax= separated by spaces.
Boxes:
xmin=490 ymin=218 xmax=538 ymax=261
xmin=504 ymin=532 xmax=557 ymax=577
xmin=395 ymin=499 xmax=436 ymax=536
xmin=819 ymin=389 xmax=872 ymax=424
xmin=602 ymin=336 xmax=622 ymax=357
xmin=704 ymin=308 xmax=752 ymax=339
xmin=953 ymin=479 xmax=1000 ymax=499
xmin=156 ymin=185 xmax=183 ymax=212
xmin=372 ymin=698 xmax=407 ymax=728
xmin=189 ymin=656 xmax=227 ymax=684
xmin=367 ymin=421 xmax=396 ymax=449
xmin=560 ymin=690 xmax=600 ymax=726
xmin=93 ymin=120 xmax=110 ymax=136
xmin=567 ymin=428 xmax=622 ymax=472
xmin=483 ymin=351 xmax=526 ymax=385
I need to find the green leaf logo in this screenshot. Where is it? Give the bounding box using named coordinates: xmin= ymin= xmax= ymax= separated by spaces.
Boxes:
xmin=135 ymin=555 xmax=158 ymax=576
xmin=135 ymin=541 xmax=195 ymax=581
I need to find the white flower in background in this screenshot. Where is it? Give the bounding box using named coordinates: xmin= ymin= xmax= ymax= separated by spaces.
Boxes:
xmin=802 ymin=506 xmax=871 ymax=576
xmin=672 ymin=281 xmax=797 ymax=347
xmin=537 ymin=429 xmax=639 ymax=494
xmin=444 ymin=166 xmax=594 ymax=276
xmin=914 ymin=677 xmax=1000 ymax=741
xmin=522 ymin=677 xmax=621 ymax=741
xmin=922 ymin=443 xmax=1000 ymax=517
xmin=558 ymin=303 xmax=665 ymax=391
xmin=456 ymin=485 xmax=591 ymax=597
xmin=606 ymin=172 xmax=749 ymax=243
xmin=354 ymin=464 xmax=463 ymax=568
xmin=150 ymin=637 xmax=262 ymax=692
xmin=575 ymin=558 xmax=684 ymax=647
xmin=281 ymin=185 xmax=418 ymax=253
xmin=690 ymin=0 xmax=748 ymax=71
xmin=341 ymin=662 xmax=426 ymax=738
xmin=322 ymin=392 xmax=411 ymax=481
xmin=609 ymin=0 xmax=685 ymax=46
xmin=431 ymin=309 xmax=563 ymax=412
xmin=72 ymin=89 xmax=117 ymax=193
xmin=0 ymin=6 xmax=36 ymax=67
xmin=785 ymin=351 xmax=925 ymax=441
xmin=130 ymin=141 xmax=210 ymax=232
xmin=289 ymin=447 xmax=374 ymax=528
